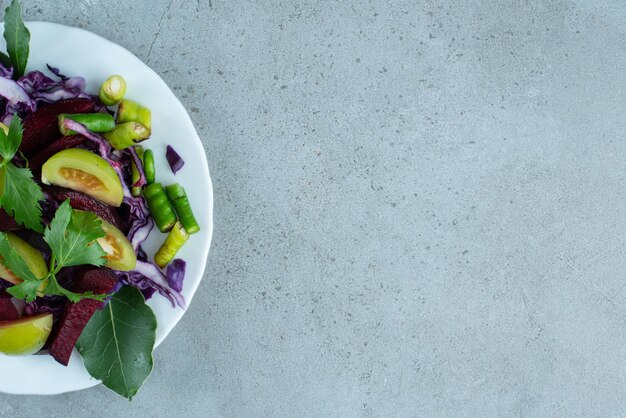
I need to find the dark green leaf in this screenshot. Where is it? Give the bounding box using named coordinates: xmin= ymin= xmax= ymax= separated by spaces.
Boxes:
xmin=0 ymin=162 xmax=43 ymax=232
xmin=44 ymin=200 xmax=106 ymax=267
xmin=77 ymin=286 xmax=157 ymax=400
xmin=3 ymin=0 xmax=29 ymax=78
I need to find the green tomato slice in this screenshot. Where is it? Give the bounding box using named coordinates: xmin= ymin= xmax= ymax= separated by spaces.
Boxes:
xmin=41 ymin=148 xmax=123 ymax=207
xmin=0 ymin=314 xmax=53 ymax=356
xmin=83 ymin=213 xmax=136 ymax=272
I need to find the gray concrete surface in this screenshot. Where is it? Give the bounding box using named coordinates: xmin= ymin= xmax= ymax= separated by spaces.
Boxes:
xmin=2 ymin=0 xmax=626 ymax=416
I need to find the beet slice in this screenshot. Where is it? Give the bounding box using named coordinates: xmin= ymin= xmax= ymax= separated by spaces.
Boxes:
xmin=44 ymin=186 xmax=123 ymax=230
xmin=29 ymin=134 xmax=86 ymax=171
xmin=48 ymin=267 xmax=118 ymax=366
xmin=0 ymin=208 xmax=19 ymax=231
xmin=20 ymin=98 xmax=95 ymax=156
xmin=0 ymin=293 xmax=19 ymax=322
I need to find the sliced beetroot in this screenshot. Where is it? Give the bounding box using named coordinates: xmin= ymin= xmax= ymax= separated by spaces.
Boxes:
xmin=29 ymin=134 xmax=86 ymax=171
xmin=20 ymin=98 xmax=95 ymax=156
xmin=0 ymin=208 xmax=19 ymax=231
xmin=44 ymin=186 xmax=123 ymax=230
xmin=72 ymin=268 xmax=118 ymax=295
xmin=0 ymin=293 xmax=19 ymax=322
xmin=48 ymin=267 xmax=118 ymax=366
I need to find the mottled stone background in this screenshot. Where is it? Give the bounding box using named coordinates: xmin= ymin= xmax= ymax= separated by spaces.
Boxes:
xmin=2 ymin=1 xmax=626 ymax=416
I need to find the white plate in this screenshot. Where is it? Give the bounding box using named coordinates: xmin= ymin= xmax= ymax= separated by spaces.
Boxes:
xmin=0 ymin=22 xmax=213 ymax=395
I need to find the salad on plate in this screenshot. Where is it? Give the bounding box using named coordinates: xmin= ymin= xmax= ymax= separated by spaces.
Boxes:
xmin=0 ymin=0 xmax=201 ymax=399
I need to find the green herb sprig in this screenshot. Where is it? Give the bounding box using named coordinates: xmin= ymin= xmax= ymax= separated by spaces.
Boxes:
xmin=1 ymin=201 xmax=110 ymax=303
xmin=0 ymin=115 xmax=43 ymax=232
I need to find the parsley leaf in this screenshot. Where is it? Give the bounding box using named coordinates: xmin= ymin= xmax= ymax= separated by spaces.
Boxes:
xmin=3 ymin=0 xmax=29 ymax=78
xmin=0 ymin=115 xmax=21 ymax=162
xmin=0 ymin=202 xmax=109 ymax=303
xmin=6 ymin=279 xmax=41 ymax=302
xmin=44 ymin=201 xmax=107 ymax=268
xmin=1 ymin=163 xmax=43 ymax=232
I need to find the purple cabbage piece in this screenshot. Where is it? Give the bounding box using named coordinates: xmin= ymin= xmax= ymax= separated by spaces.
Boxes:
xmin=0 ymin=65 xmax=97 ymax=123
xmin=0 ymin=75 xmax=35 ymax=117
xmin=117 ymin=261 xmax=186 ymax=309
xmin=140 ymin=286 xmax=157 ymax=300
xmin=0 ymin=63 xmax=13 ymax=79
xmin=166 ymin=145 xmax=184 ymax=174
xmin=166 ymin=259 xmax=186 ymax=292
xmin=46 ymin=64 xmax=110 ymax=113
xmin=61 ymin=118 xmax=113 ymax=158
xmin=118 ymin=151 xmax=153 ymax=250
xmin=24 ymin=295 xmax=65 ymax=318
xmin=46 ymin=64 xmax=68 ymax=81
xmin=128 ymin=146 xmax=147 ymax=188
xmin=18 ymin=70 xmax=88 ymax=104
xmin=127 ymin=198 xmax=154 ymax=250
xmin=117 ymin=271 xmax=157 ymax=300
